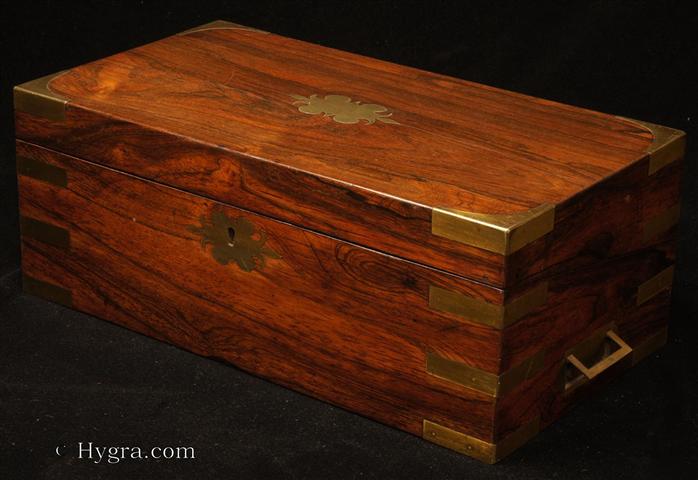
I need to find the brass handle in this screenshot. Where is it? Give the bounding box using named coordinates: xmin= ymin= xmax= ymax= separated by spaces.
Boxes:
xmin=564 ymin=330 xmax=633 ymax=392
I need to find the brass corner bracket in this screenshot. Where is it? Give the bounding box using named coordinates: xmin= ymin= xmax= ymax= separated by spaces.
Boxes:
xmin=636 ymin=265 xmax=675 ymax=306
xmin=432 ymin=203 xmax=555 ymax=255
xmin=177 ymin=19 xmax=268 ymax=35
xmin=16 ymin=155 xmax=68 ymax=188
xmin=642 ymin=204 xmax=681 ymax=242
xmin=631 ymin=326 xmax=669 ymax=365
xmin=426 ymin=349 xmax=546 ymax=397
xmin=22 ymin=274 xmax=73 ymax=308
xmin=429 ymin=281 xmax=547 ymax=329
xmin=14 ymin=71 xmax=69 ymax=121
xmin=617 ymin=117 xmax=686 ymax=175
xmin=20 ymin=216 xmax=70 ymax=250
xmin=423 ymin=416 xmax=540 ymax=464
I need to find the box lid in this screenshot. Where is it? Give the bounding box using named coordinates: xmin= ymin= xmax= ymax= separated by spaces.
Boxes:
xmin=14 ymin=20 xmax=685 ymax=289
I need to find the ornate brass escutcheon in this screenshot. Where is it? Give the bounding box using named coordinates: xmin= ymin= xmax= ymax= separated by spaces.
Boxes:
xmin=188 ymin=211 xmax=281 ymax=273
xmin=291 ymin=94 xmax=400 ymax=125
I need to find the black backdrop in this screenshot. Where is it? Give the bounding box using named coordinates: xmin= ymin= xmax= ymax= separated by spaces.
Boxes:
xmin=1 ymin=1 xmax=696 ymax=479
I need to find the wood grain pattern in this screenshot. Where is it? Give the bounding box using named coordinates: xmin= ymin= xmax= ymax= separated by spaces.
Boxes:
xmin=17 ymin=140 xmax=499 ymax=441
xmin=507 ymin=159 xmax=682 ymax=286
xmin=14 ymin=24 xmax=675 ymax=288
xmin=13 ymin=24 xmax=685 ymax=459
xmin=15 ymin=139 xmax=678 ymax=457
xmin=493 ymin=292 xmax=671 ymax=442
xmin=500 ymin=239 xmax=675 ymax=370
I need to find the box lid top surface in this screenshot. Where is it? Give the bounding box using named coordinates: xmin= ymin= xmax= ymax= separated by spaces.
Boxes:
xmin=16 ymin=20 xmax=675 ymax=287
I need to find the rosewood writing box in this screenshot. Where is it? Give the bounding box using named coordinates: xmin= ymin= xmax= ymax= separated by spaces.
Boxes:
xmin=14 ymin=20 xmax=685 ymax=463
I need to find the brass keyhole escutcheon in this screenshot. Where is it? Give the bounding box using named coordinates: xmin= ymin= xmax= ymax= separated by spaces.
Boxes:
xmin=188 ymin=211 xmax=281 ymax=273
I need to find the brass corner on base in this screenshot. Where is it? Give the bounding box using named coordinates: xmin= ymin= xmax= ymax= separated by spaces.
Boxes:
xmin=22 ymin=274 xmax=72 ymax=308
xmin=631 ymin=327 xmax=669 ymax=365
xmin=423 ymin=417 xmax=540 ymax=464
xmin=14 ymin=71 xmax=69 ymax=121
xmin=177 ymin=19 xmax=268 ymax=35
xmin=431 ymin=203 xmax=555 ymax=255
xmin=617 ymin=116 xmax=686 ymax=175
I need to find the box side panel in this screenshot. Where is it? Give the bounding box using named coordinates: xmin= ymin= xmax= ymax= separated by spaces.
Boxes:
xmin=493 ymin=290 xmax=671 ymax=445
xmin=501 ymin=239 xmax=675 ymax=371
xmin=508 ymin=154 xmax=682 ymax=286
xmin=418 ymin=235 xmax=675 ymax=457
xmin=16 ymin=140 xmax=500 ymax=442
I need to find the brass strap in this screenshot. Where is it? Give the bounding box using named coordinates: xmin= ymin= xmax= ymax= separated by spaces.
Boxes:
xmin=637 ymin=265 xmax=675 ymax=306
xmin=426 ymin=349 xmax=545 ymax=397
xmin=429 ymin=282 xmax=547 ymax=329
xmin=20 ymin=216 xmax=70 ymax=249
xmin=16 ymin=155 xmax=67 ymax=188
xmin=632 ymin=327 xmax=669 ymax=365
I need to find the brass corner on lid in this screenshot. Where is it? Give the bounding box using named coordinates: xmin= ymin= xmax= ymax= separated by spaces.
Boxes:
xmin=422 ymin=416 xmax=540 ymax=464
xmin=14 ymin=71 xmax=69 ymax=121
xmin=617 ymin=116 xmax=686 ymax=175
xmin=177 ymin=19 xmax=268 ymax=35
xmin=431 ymin=204 xmax=555 ymax=255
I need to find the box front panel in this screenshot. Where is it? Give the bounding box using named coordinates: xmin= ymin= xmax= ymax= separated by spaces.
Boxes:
xmin=14 ymin=138 xmax=680 ymax=462
xmin=16 ymin=140 xmax=503 ymax=443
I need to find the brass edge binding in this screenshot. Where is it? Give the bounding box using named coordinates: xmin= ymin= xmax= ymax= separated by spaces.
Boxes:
xmin=177 ymin=19 xmax=269 ymax=35
xmin=423 ymin=416 xmax=540 ymax=464
xmin=429 ymin=282 xmax=547 ymax=329
xmin=426 ymin=350 xmax=545 ymax=397
xmin=636 ymin=265 xmax=675 ymax=306
xmin=631 ymin=327 xmax=669 ymax=365
xmin=432 ymin=204 xmax=555 ymax=255
xmin=16 ymin=155 xmax=68 ymax=187
xmin=14 ymin=71 xmax=69 ymax=121
xmin=643 ymin=204 xmax=681 ymax=242
xmin=20 ymin=216 xmax=70 ymax=249
xmin=617 ymin=117 xmax=686 ymax=175
xmin=22 ymin=274 xmax=72 ymax=308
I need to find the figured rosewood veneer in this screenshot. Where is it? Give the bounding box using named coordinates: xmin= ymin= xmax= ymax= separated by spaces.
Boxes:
xmin=13 ymin=20 xmax=685 ymax=463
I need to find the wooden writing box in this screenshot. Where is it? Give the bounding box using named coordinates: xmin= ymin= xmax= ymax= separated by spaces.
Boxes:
xmin=14 ymin=20 xmax=685 ymax=463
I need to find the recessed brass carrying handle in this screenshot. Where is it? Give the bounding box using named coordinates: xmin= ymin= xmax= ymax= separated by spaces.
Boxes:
xmin=564 ymin=330 xmax=633 ymax=392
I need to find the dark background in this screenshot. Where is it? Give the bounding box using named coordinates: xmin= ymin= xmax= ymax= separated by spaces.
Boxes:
xmin=1 ymin=1 xmax=697 ymax=478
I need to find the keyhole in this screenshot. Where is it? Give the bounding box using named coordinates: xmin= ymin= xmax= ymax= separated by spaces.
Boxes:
xmin=227 ymin=227 xmax=236 ymax=247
